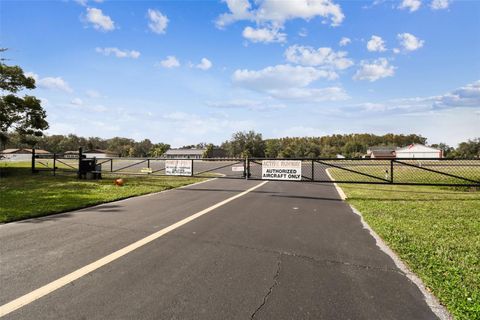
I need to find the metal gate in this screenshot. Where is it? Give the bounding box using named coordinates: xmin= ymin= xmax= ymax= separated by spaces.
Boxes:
xmin=32 ymin=151 xmax=247 ymax=180
xmin=247 ymin=158 xmax=480 ymax=187
xmin=32 ymin=150 xmax=480 ymax=187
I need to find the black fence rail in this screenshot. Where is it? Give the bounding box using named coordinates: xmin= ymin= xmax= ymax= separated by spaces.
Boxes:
xmin=32 ymin=150 xmax=247 ymax=180
xmin=31 ymin=149 xmax=480 ymax=187
xmin=33 ymin=153 xmax=79 ymax=176
xmin=101 ymin=158 xmax=247 ymax=179
xmin=247 ymin=158 xmax=480 ymax=187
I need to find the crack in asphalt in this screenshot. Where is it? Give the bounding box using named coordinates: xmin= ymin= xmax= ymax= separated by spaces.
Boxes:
xmin=171 ymin=234 xmax=404 ymax=275
xmin=250 ymin=254 xmax=282 ymax=319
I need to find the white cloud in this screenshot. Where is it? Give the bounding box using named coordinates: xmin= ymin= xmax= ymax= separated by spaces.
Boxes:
xmin=433 ymin=80 xmax=480 ymax=108
xmin=397 ymin=33 xmax=424 ymax=51
xmin=233 ymin=64 xmax=336 ymax=91
xmin=71 ymin=98 xmax=83 ymax=106
xmin=75 ymin=0 xmax=103 ymax=5
xmin=74 ymin=0 xmax=88 ymax=6
xmin=269 ymin=87 xmax=349 ymax=102
xmin=26 ymin=72 xmax=73 ymax=93
xmin=89 ymin=105 xmax=108 ymax=113
xmin=284 ymin=45 xmax=353 ymax=70
xmin=39 ymin=97 xmax=49 ymax=107
xmin=86 ymin=90 xmax=102 ymax=98
xmin=298 ymin=28 xmax=308 ymax=37
xmin=339 ymin=37 xmax=351 ymax=46
xmin=206 ymin=99 xmax=286 ymax=111
xmin=430 ymin=0 xmax=449 ymax=10
xmin=353 ymin=58 xmax=396 ymax=82
xmin=162 ymin=111 xmax=255 ymax=137
xmin=216 ymin=0 xmax=254 ymax=28
xmin=196 ymin=58 xmax=212 ymax=70
xmin=242 ymin=26 xmax=286 ymax=43
xmin=157 ymin=56 xmax=180 ymax=68
xmin=95 ymin=47 xmax=141 ymax=59
xmin=216 ymin=0 xmax=345 ymax=28
xmin=39 ymin=77 xmax=74 ymax=93
xmin=24 ymin=72 xmax=39 ymax=82
xmin=231 ymin=64 xmax=347 ymax=102
xmin=352 ymin=80 xmax=480 ymax=113
xmin=147 ymin=9 xmax=168 ymax=34
xmin=366 ymin=35 xmax=387 ymax=52
xmin=85 ymin=7 xmax=115 ymax=31
xmin=399 ymin=0 xmax=422 ymax=12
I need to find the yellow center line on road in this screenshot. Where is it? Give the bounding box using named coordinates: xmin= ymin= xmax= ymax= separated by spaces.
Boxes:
xmin=0 ymin=181 xmax=269 ymax=317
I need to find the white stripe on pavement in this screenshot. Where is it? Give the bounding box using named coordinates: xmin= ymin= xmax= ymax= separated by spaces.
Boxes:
xmin=0 ymin=181 xmax=269 ymax=317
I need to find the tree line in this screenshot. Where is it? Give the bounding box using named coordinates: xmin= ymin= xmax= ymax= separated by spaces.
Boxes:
xmin=2 ymin=132 xmax=171 ymax=158
xmin=2 ymin=131 xmax=479 ymax=159
xmin=220 ymin=131 xmax=480 ymax=159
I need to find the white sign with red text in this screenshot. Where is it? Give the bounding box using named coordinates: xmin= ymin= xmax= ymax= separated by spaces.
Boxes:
xmin=165 ymin=160 xmax=192 ymax=176
xmin=261 ymin=160 xmax=302 ymax=181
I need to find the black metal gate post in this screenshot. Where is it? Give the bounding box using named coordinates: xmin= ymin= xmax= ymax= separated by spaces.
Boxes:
xmin=311 ymin=159 xmax=315 ymax=181
xmin=53 ymin=153 xmax=56 ymax=176
xmin=110 ymin=158 xmax=113 ymax=172
xmin=31 ymin=148 xmax=36 ymax=173
xmin=191 ymin=159 xmax=194 ymax=177
xmin=78 ymin=147 xmax=83 ymax=178
xmin=243 ymin=158 xmax=247 ymax=179
xmin=245 ymin=157 xmax=250 ymax=180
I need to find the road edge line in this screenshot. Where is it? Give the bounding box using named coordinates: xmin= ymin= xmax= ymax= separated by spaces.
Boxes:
xmin=325 ymin=168 xmax=347 ymax=200
xmin=0 ymin=180 xmax=269 ymax=317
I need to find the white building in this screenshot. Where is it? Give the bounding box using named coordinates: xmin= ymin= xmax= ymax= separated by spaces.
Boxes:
xmin=64 ymin=149 xmax=119 ymax=158
xmin=164 ymin=149 xmax=206 ymax=159
xmin=0 ymin=148 xmax=51 ymax=161
xmin=84 ymin=149 xmax=119 ymax=158
xmin=395 ymin=144 xmax=443 ymax=159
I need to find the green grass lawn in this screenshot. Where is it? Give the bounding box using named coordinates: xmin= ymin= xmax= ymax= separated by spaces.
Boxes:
xmin=338 ymin=183 xmax=480 ymax=320
xmin=0 ymin=162 xmax=205 ymax=223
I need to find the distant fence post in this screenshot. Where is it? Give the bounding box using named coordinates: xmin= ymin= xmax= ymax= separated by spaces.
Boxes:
xmin=191 ymin=159 xmax=194 ymax=177
xmin=311 ymin=159 xmax=315 ymax=181
xmin=390 ymin=160 xmax=394 ymax=183
xmin=245 ymin=157 xmax=250 ymax=180
xmin=31 ymin=148 xmax=36 ymax=173
xmin=53 ymin=153 xmax=56 ymax=176
xmin=110 ymin=158 xmax=113 ymax=172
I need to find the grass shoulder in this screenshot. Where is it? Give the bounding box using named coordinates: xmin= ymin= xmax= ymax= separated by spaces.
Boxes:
xmin=0 ymin=162 xmax=206 ymax=223
xmin=338 ymin=183 xmax=479 ymax=320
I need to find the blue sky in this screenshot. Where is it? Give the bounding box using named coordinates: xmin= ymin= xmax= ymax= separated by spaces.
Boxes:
xmin=1 ymin=0 xmax=479 ymax=147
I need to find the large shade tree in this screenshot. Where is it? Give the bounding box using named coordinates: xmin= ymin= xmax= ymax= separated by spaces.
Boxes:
xmin=0 ymin=49 xmax=48 ymax=148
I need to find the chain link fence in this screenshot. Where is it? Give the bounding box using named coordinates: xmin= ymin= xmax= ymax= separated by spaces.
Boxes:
xmin=31 ymin=150 xmax=480 ymax=187
xmin=248 ymin=158 xmax=480 ymax=186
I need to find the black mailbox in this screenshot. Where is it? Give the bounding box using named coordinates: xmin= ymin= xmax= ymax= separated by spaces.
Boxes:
xmin=78 ymin=158 xmax=101 ymax=179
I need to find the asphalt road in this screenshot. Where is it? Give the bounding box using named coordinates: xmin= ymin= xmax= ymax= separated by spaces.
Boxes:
xmin=0 ymin=178 xmax=438 ymax=319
